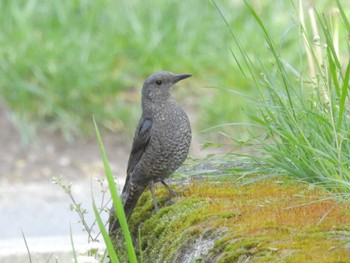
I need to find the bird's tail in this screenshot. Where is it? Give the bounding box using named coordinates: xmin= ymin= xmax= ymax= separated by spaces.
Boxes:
xmin=109 ymin=182 xmax=146 ymax=235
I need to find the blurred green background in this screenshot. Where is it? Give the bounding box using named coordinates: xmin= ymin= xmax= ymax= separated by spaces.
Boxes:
xmin=0 ymin=0 xmax=346 ymax=142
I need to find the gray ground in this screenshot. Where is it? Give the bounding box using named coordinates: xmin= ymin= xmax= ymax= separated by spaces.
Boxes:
xmin=0 ymin=106 xmax=130 ymax=261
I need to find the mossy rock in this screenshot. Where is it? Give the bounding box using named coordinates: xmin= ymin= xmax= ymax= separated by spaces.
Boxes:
xmin=113 ymin=177 xmax=350 ymax=262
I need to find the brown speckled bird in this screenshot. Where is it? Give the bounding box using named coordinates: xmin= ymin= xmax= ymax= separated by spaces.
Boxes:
xmin=109 ymin=71 xmax=192 ymax=234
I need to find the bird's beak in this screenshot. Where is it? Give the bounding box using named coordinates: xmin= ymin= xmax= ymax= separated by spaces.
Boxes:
xmin=172 ymin=73 xmax=192 ymax=84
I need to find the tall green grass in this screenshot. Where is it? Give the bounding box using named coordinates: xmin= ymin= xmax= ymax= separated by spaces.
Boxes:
xmin=0 ymin=0 xmax=310 ymax=140
xmin=221 ymin=0 xmax=350 ymax=197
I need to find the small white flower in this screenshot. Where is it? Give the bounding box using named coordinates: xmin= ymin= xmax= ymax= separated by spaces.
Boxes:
xmin=90 ymin=241 xmax=106 ymax=251
xmin=76 ymin=255 xmax=98 ymax=263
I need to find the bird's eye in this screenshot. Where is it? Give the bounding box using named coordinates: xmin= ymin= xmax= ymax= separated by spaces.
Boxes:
xmin=155 ymin=79 xmax=162 ymax=85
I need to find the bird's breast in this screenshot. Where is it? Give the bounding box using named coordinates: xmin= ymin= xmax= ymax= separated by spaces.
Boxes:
xmin=145 ymin=105 xmax=191 ymax=178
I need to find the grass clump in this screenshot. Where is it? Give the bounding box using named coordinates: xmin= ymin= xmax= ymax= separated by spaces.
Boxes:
xmin=221 ymin=0 xmax=350 ymax=198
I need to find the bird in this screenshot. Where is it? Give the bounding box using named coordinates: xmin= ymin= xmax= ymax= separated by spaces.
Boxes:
xmin=109 ymin=71 xmax=192 ymax=234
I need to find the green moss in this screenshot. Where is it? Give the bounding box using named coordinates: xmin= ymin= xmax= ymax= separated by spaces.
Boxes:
xmin=111 ymin=185 xmax=207 ymax=260
xmin=209 ymin=234 xmax=273 ymax=262
xmin=112 ymin=178 xmax=350 ymax=262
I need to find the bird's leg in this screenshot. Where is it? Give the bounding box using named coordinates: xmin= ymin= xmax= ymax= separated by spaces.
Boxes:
xmin=149 ymin=180 xmax=159 ymax=212
xmin=161 ymin=181 xmax=176 ymax=197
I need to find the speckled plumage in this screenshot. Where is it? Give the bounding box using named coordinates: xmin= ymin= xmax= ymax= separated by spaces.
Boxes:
xmin=109 ymin=71 xmax=191 ymax=234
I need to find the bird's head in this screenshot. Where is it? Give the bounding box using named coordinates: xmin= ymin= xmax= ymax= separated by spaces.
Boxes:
xmin=142 ymin=71 xmax=191 ymax=102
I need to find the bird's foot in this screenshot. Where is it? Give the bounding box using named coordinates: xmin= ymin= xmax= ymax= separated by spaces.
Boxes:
xmin=149 ymin=180 xmax=159 ymax=212
xmin=161 ymin=181 xmax=180 ymax=198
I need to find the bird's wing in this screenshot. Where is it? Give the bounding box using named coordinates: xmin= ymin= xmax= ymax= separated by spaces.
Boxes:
xmin=126 ymin=117 xmax=153 ymax=176
xmin=111 ymin=117 xmax=152 ymax=233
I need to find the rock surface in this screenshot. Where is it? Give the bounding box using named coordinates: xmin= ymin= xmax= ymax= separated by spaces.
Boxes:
xmin=116 ymin=177 xmax=350 ymax=262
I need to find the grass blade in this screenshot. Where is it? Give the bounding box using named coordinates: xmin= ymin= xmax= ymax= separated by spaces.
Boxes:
xmin=70 ymin=224 xmax=78 ymax=263
xmin=138 ymin=226 xmax=144 ymax=263
xmin=337 ymin=62 xmax=350 ymax=130
xmin=93 ymin=116 xmax=137 ymax=263
xmin=21 ymin=228 xmax=32 ymax=263
xmin=92 ymin=198 xmax=119 ymax=263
